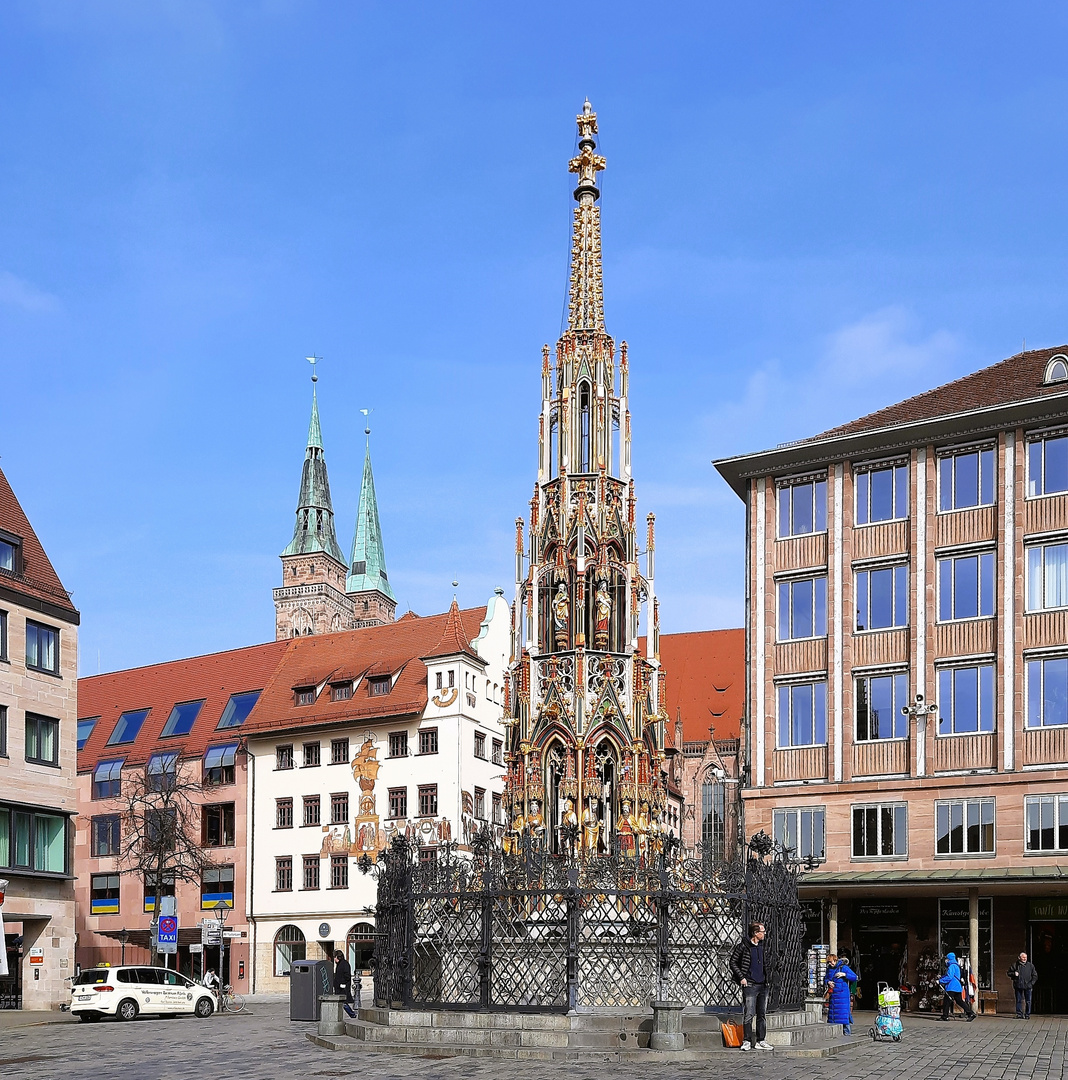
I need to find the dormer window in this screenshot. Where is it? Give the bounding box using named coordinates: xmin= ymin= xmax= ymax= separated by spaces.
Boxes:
xmin=0 ymin=533 xmax=19 ymax=573
xmin=331 ymin=682 xmax=352 ymax=701
xmin=1046 ymin=355 xmax=1068 ymax=384
xmin=295 ymin=687 xmax=316 ymax=706
xmin=368 ymin=676 xmax=391 ymax=697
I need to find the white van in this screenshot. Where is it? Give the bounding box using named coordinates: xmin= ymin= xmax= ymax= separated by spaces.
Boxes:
xmin=70 ymin=965 xmax=216 ymax=1021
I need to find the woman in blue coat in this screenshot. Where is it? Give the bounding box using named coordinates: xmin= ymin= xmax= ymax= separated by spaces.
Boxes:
xmin=824 ymin=954 xmax=858 ymax=1034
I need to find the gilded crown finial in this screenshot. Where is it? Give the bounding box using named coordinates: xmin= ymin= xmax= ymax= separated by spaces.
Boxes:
xmin=569 ymin=99 xmax=605 ymax=202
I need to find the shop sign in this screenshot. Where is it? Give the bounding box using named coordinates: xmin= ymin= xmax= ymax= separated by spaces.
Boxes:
xmin=29 ymin=948 xmax=44 ymax=965
xmin=856 ymin=901 xmax=905 ymax=929
xmin=1029 ymin=898 xmax=1068 ymax=921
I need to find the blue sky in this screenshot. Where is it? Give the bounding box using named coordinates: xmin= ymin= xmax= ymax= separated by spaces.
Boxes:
xmin=3 ymin=2 xmax=1068 ymax=674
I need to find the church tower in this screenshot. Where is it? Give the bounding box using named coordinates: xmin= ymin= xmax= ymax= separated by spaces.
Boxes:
xmin=274 ymin=367 xmax=356 ymax=638
xmin=346 ymin=428 xmax=397 ymax=627
xmin=503 ymin=102 xmax=668 ymax=860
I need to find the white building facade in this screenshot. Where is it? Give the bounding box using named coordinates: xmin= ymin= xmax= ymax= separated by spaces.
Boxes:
xmin=245 ymin=594 xmax=509 ymax=994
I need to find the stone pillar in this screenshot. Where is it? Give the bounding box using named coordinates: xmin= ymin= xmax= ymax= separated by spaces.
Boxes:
xmin=318 ymin=993 xmax=348 ymax=1037
xmin=650 ymin=1000 xmax=685 ymax=1051
xmin=829 ymin=891 xmax=838 ymax=954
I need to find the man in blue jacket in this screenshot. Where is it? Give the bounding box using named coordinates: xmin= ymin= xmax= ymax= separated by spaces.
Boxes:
xmin=937 ymin=952 xmax=976 ymax=1021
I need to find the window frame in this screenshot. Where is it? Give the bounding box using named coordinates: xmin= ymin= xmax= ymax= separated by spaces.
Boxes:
xmin=106 ymin=708 xmax=149 ymax=746
xmin=418 ymin=784 xmax=438 ymax=817
xmin=93 ymin=758 xmax=124 ymax=799
xmin=937 ymin=664 xmax=996 ymax=736
xmin=302 ymin=855 xmax=320 ymax=891
xmin=91 ymin=815 xmax=122 ymax=858
xmin=25 ymin=619 xmax=59 ymax=675
xmin=159 ymin=700 xmax=204 ymax=739
xmin=937 ymin=549 xmax=996 ymax=622
xmin=275 ymin=797 xmax=294 ymax=829
xmin=203 ymin=743 xmax=237 ymax=786
xmin=274 ymin=924 xmax=305 ymax=975
xmin=1026 ymin=656 xmax=1068 ymax=728
xmin=302 ymin=741 xmax=321 ymax=767
xmin=90 ymin=872 xmax=120 ymax=914
xmin=302 ymin=795 xmax=321 ymax=827
xmin=202 ymin=802 xmax=236 ymax=848
xmin=1027 ymin=429 xmax=1068 ymax=498
xmin=388 ymin=731 xmax=408 ymax=758
xmin=492 ymin=738 xmax=503 ymax=766
xmin=276 ymin=744 xmax=294 ymax=770
xmin=76 ymin=717 xmax=98 ymax=751
xmin=938 ymin=445 xmax=996 ymax=512
xmin=474 ymin=732 xmax=487 ymax=760
xmin=24 ymin=713 xmax=60 ymax=766
xmin=776 ymin=680 xmax=828 ymax=748
xmin=275 ymin=856 xmax=293 ymax=891
xmin=330 ymin=737 xmax=349 ymax=765
xmin=388 ymin=787 xmax=407 ymax=819
xmin=935 ymin=797 xmax=995 ymax=857
xmin=1026 ymin=539 xmax=1068 ymax=612
xmin=777 ymin=475 xmax=828 ymax=539
xmin=777 ymin=574 xmax=828 ymax=641
xmin=854 ymin=460 xmax=909 ymax=526
xmin=474 ymin=787 xmax=486 ymax=820
xmin=0 ymin=609 xmax=7 ymax=662
xmin=854 ymin=671 xmax=909 ymax=742
xmin=418 ymin=729 xmax=438 ymax=755
xmin=330 ymin=853 xmax=349 ymax=889
xmin=0 ymin=806 xmax=69 ymax=874
xmin=772 ymin=806 xmax=826 ymax=861
xmin=855 ymin=563 xmax=909 ymax=631
xmin=216 ymin=690 xmax=261 ymax=730
xmin=368 ymin=676 xmax=392 ymax=697
xmin=1024 ymin=793 xmax=1068 ymax=853
xmin=851 ymin=801 xmax=908 ymax=859
xmin=200 ymin=864 xmax=234 ymax=910
xmin=0 ymin=533 xmax=20 ymax=575
xmin=330 ymin=792 xmax=349 ymax=825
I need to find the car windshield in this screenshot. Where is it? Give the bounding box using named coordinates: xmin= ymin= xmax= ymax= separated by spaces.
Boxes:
xmin=74 ymin=970 xmax=110 ymax=985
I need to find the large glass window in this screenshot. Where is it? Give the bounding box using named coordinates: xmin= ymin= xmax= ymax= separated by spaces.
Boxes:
xmin=1027 ymin=657 xmax=1068 ymax=728
xmin=856 ymin=565 xmax=908 ymax=630
xmin=938 ymin=552 xmax=996 ymax=620
xmin=936 ymin=798 xmax=995 ymax=855
xmin=777 ymin=682 xmax=828 ymax=747
xmin=939 ymin=447 xmax=995 ymax=511
xmin=106 ymin=709 xmax=149 ymax=746
xmin=773 ymin=807 xmax=826 ymax=860
xmin=146 ymin=752 xmax=178 ymax=792
xmin=855 ymin=672 xmax=908 ymax=741
xmin=778 ymin=576 xmax=827 ymax=640
xmin=216 ymin=690 xmax=260 ymax=730
xmin=93 ymin=759 xmax=124 ymax=799
xmin=940 ymin=898 xmax=993 ymax=990
xmin=855 ymin=462 xmax=908 ymax=525
xmin=1028 ymin=433 xmax=1068 ymax=497
xmin=347 ymin=922 xmax=375 ymax=973
xmin=1024 ymin=794 xmax=1068 ymax=851
xmin=143 ymin=871 xmax=176 ymax=913
xmin=852 ymin=802 xmax=907 ymax=857
xmin=778 ymin=476 xmax=828 ymax=538
xmin=1027 ymin=542 xmax=1068 ymax=611
xmin=937 ymin=665 xmax=996 ymax=734
xmin=160 ymin=700 xmax=204 ymax=738
xmin=202 ymin=803 xmax=235 ymax=847
xmin=25 ymin=620 xmax=59 ymax=674
xmin=25 ymin=714 xmax=59 ymax=765
xmin=274 ymin=924 xmax=305 ymax=976
xmin=2 ymin=809 xmax=68 ymax=872
xmin=204 ymin=743 xmax=237 ymax=785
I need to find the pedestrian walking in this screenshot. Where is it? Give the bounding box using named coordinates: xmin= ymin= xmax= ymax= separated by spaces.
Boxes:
xmin=937 ymin=952 xmax=976 ymax=1021
xmin=824 ymin=954 xmax=858 ymax=1034
xmin=332 ymin=950 xmax=357 ymax=1019
xmin=729 ymin=921 xmax=773 ymax=1052
xmin=1007 ymin=952 xmax=1038 ymax=1019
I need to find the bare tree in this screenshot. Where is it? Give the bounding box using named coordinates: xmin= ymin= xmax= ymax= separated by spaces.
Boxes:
xmin=117 ymin=755 xmax=213 ymax=965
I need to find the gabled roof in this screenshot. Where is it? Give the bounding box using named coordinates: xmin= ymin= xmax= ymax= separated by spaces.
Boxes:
xmin=243 ymin=604 xmax=488 ymax=737
xmin=422 ymin=598 xmax=483 ymax=663
xmin=346 ymin=443 xmax=395 ymax=601
xmin=643 ymin=629 xmax=745 ymax=743
xmin=77 ymin=639 xmax=290 ymax=772
xmin=0 ymin=464 xmax=79 ymax=622
xmin=817 ymin=345 xmax=1068 ymax=440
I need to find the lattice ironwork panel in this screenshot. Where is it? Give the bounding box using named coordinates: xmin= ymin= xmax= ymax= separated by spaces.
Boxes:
xmin=490 ymin=892 xmax=569 ymax=1008
xmin=577 ymin=891 xmax=657 ymax=1008
xmin=410 ymin=894 xmax=482 ymax=1006
xmin=663 ymin=893 xmax=742 ymax=1006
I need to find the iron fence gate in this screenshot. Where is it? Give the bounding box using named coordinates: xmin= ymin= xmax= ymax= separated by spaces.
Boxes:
xmin=369 ymin=830 xmax=806 ymax=1012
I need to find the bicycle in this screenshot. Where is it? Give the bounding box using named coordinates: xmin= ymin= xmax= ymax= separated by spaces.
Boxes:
xmin=218 ymin=984 xmax=246 ymax=1013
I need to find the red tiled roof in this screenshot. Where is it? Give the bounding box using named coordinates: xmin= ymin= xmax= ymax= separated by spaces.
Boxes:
xmin=817 ymin=346 xmax=1068 ymax=441
xmin=243 ymin=605 xmax=488 ymax=736
xmin=423 ymin=598 xmax=483 ymax=661
xmin=77 ymin=640 xmax=290 ymax=772
xmin=0 ymin=464 xmax=78 ymax=619
xmin=643 ymin=629 xmax=745 ymax=743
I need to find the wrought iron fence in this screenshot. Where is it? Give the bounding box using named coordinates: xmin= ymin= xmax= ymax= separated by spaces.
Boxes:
xmin=367 ymin=829 xmax=806 ymax=1012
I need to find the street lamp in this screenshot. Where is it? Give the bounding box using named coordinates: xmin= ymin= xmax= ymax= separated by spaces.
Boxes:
xmin=214 ymin=900 xmax=230 ymax=988
xmin=119 ymin=926 xmax=128 ymax=966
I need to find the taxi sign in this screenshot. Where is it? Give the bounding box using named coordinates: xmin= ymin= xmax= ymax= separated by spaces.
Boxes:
xmin=157 ymin=915 xmax=179 ymax=954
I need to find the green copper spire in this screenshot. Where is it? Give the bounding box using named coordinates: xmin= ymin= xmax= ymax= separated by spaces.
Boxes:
xmin=281 ymin=373 xmax=346 ymax=563
xmin=346 ymin=439 xmax=396 ymax=601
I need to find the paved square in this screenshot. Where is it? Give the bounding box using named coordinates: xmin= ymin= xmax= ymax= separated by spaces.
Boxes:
xmin=1 ymin=1004 xmax=1066 ymax=1080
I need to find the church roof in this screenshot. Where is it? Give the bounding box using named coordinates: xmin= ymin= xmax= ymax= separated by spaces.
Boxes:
xmin=0 ymin=464 xmax=79 ymax=622
xmin=77 ymin=639 xmax=289 ymax=771
xmin=281 ymin=381 xmax=346 ymax=563
xmin=642 ymin=628 xmax=745 ymax=744
xmin=243 ymin=604 xmax=488 ymax=736
xmin=346 ymin=443 xmax=395 ymax=601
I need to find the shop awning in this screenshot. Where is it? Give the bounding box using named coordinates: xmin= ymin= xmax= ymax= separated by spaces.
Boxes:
xmin=800 ymin=865 xmax=1068 ymax=893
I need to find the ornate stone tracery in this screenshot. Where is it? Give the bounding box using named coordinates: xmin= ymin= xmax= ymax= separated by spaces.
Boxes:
xmin=504 ymin=100 xmax=669 ymax=863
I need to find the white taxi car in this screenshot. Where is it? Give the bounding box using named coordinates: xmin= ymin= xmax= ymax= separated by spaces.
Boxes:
xmin=70 ymin=965 xmax=216 ymax=1021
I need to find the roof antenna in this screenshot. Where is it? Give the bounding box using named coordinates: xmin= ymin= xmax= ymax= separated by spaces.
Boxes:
xmin=306 ymin=355 xmax=321 ymax=382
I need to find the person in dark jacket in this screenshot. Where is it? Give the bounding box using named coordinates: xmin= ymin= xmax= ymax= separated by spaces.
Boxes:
xmin=824 ymin=955 xmax=858 ymax=1034
xmin=729 ymin=922 xmax=772 ymax=1051
xmin=1008 ymin=952 xmax=1038 ymax=1019
xmin=333 ymin=950 xmax=357 ymax=1019
xmin=937 ymin=952 xmax=975 ymax=1021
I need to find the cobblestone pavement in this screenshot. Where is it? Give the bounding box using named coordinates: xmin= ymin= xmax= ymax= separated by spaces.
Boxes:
xmin=2 ymin=1005 xmax=1066 ymax=1080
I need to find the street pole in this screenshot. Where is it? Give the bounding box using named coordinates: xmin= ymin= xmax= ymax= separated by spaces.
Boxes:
xmin=120 ymin=927 xmax=128 ymax=966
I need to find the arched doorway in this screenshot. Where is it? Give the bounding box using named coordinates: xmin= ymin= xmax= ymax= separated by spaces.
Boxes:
xmin=274 ymin=924 xmax=305 ymax=977
xmin=347 ymin=922 xmax=375 ymax=974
